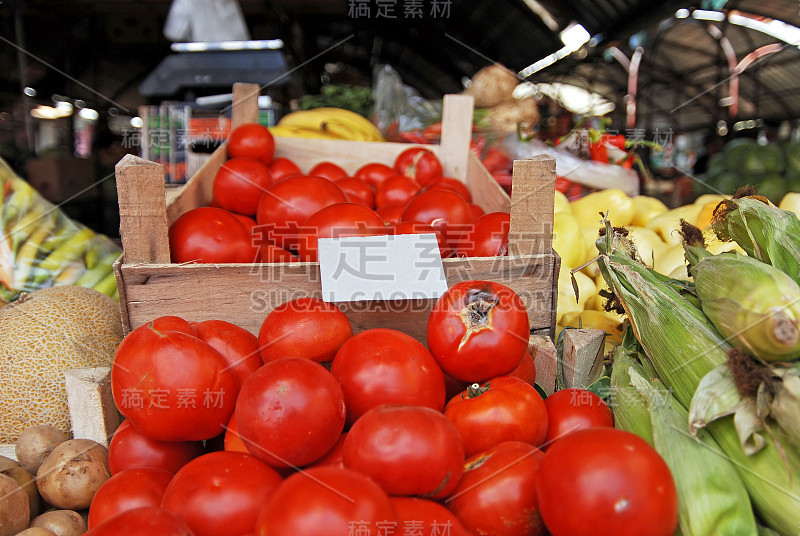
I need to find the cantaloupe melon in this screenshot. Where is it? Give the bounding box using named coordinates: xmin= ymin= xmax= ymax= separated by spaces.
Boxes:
xmin=0 ymin=286 xmax=123 ymax=442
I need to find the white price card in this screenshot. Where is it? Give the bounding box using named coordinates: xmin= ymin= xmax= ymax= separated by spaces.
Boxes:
xmin=318 ymin=233 xmax=448 ymax=303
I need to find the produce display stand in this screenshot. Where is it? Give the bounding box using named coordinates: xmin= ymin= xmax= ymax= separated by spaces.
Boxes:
xmin=113 ymin=83 xmax=560 ymax=354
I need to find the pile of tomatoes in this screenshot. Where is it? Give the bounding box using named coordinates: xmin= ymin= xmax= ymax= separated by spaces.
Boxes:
xmin=97 ymin=280 xmax=679 ymax=536
xmin=168 ymin=123 xmax=513 ymax=265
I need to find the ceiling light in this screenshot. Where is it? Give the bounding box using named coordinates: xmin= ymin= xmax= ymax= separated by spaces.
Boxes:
xmin=560 ymin=23 xmax=590 ymax=52
xmin=729 ymin=11 xmax=800 ymax=46
xmin=23 ymin=87 xmax=36 ymax=97
xmin=692 ymin=10 xmax=726 ymax=21
xmin=130 ymin=116 xmax=144 ymax=128
xmin=78 ymin=108 xmax=99 ymax=121
xmin=31 ymin=105 xmax=71 ymax=120
xmin=675 ymin=9 xmax=690 ymax=18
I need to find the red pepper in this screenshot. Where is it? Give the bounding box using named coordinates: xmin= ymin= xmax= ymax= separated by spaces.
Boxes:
xmin=422 ymin=122 xmax=443 ymax=136
xmin=481 ymin=147 xmax=512 ymax=173
xmin=398 ymin=131 xmax=432 ymax=144
xmin=589 ymin=133 xmax=628 ymax=164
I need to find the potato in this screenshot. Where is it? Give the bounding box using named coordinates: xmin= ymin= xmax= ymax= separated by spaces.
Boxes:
xmin=36 ymin=440 xmax=109 ymax=510
xmin=0 ymin=456 xmax=19 ymax=473
xmin=1 ymin=466 xmax=41 ymax=519
xmin=0 ymin=472 xmax=29 ymax=536
xmin=16 ymin=426 xmax=68 ymax=475
xmin=30 ymin=510 xmax=86 ymax=536
xmin=16 ymin=529 xmax=56 ymax=536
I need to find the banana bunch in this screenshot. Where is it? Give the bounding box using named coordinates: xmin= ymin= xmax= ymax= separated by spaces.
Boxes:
xmin=271 ymin=108 xmax=384 ymax=142
xmin=0 ymin=159 xmax=121 ymax=303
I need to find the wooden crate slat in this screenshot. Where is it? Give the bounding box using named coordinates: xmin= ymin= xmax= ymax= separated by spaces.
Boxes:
xmin=119 ymin=253 xmax=556 ymax=344
xmin=439 ymin=95 xmax=474 ymax=181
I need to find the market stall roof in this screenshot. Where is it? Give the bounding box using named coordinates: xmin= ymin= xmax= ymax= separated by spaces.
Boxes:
xmin=2 ymin=0 xmax=799 ymax=131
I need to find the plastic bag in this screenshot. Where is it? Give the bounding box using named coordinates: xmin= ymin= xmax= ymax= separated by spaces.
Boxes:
xmin=164 ymin=0 xmax=250 ymax=42
xmin=372 ymin=65 xmax=442 ymax=140
xmin=0 ymin=158 xmax=121 ymax=303
xmin=501 ymin=137 xmax=641 ymax=196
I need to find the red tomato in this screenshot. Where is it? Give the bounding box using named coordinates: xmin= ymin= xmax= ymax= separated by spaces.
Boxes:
xmin=457 ymin=211 xmax=511 ymax=257
xmin=149 ymin=316 xmax=196 ymax=336
xmin=354 ymin=162 xmax=397 ymax=190
xmin=394 ymin=147 xmax=443 ymax=185
xmin=444 ymin=373 xmax=470 ymax=403
xmin=236 ymin=357 xmax=346 ymax=468
xmin=84 ymin=506 xmax=192 ymax=536
xmin=391 ymin=497 xmax=472 ymax=536
xmin=391 ymin=220 xmax=453 ymax=259
xmin=169 ymin=207 xmax=259 ymax=263
xmin=445 ymin=376 xmax=548 ymax=457
xmin=259 ymin=243 xmax=299 ymax=262
xmin=307 ymin=432 xmax=347 ymax=469
xmin=447 ymin=441 xmax=546 ymax=536
xmin=427 ymin=280 xmax=530 ymax=382
xmin=233 ymin=213 xmax=257 ymax=236
xmin=376 ymin=204 xmax=405 ymax=224
xmin=267 ymin=157 xmax=301 ymax=181
xmin=223 ymin=411 xmax=248 ymax=453
xmin=535 ymin=428 xmax=678 ymax=536
xmin=255 ymin=175 xmax=347 ymax=250
xmin=111 ymin=320 xmax=240 ymax=441
xmin=343 ymin=404 xmax=464 ymax=498
xmin=469 ymin=203 xmax=485 ymax=220
xmin=162 ymin=451 xmax=283 ymax=536
xmin=401 ymin=188 xmax=473 ymax=245
xmin=334 ymin=176 xmax=375 ymax=208
xmin=543 ymin=388 xmax=613 ymax=445
xmin=108 ymin=420 xmax=203 ymax=475
xmin=258 ymin=297 xmax=353 ymax=363
xmin=309 ymin=161 xmax=348 ymax=181
xmin=87 ymin=468 xmax=173 ymax=529
xmin=227 ymin=123 xmax=275 ymax=164
xmin=255 ymin=467 xmax=397 ymax=536
xmin=212 ymin=158 xmax=273 ymax=215
xmin=295 ymin=202 xmax=387 ymax=262
xmin=192 ymin=320 xmax=261 ymax=388
xmin=374 ymin=174 xmax=421 ymax=209
xmin=509 ymin=351 xmax=536 ymax=386
xmin=426 ymin=176 xmax=472 ymax=202
xmin=331 ymin=328 xmax=446 ymax=426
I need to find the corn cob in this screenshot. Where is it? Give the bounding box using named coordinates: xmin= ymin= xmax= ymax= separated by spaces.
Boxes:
xmin=611 ymin=340 xmax=759 ymax=536
xmin=685 ymin=246 xmax=800 ymax=362
xmin=597 ymin=222 xmax=800 ymax=533
xmin=712 ymin=197 xmax=800 ymax=285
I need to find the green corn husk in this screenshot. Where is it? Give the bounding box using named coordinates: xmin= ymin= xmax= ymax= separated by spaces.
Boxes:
xmin=598 ymin=223 xmax=800 ymax=534
xmin=597 ymin=228 xmax=730 ymax=409
xmin=611 ymin=341 xmax=759 ymax=536
xmin=689 ymin=364 xmax=766 ymax=455
xmin=685 ymin=247 xmax=800 ymax=362
xmin=770 ymin=364 xmax=800 ymax=450
xmin=712 ymin=197 xmax=800 ymax=285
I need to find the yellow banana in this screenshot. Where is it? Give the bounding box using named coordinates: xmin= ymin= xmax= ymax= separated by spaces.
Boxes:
xmin=269 ymin=125 xmax=343 ymax=140
xmin=278 ymin=108 xmax=383 ymax=141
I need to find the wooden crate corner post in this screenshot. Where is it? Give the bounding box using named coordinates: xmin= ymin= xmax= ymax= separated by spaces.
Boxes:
xmin=64 ymin=367 xmax=121 ymax=447
xmin=509 ymin=155 xmax=559 ymax=340
xmin=440 ymin=94 xmax=475 ymax=182
xmin=562 ymin=328 xmax=606 ymax=390
xmin=529 ymin=335 xmax=557 ymax=396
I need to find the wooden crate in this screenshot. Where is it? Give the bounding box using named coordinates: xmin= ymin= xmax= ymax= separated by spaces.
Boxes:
xmin=114 ymin=83 xmax=559 ymax=346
